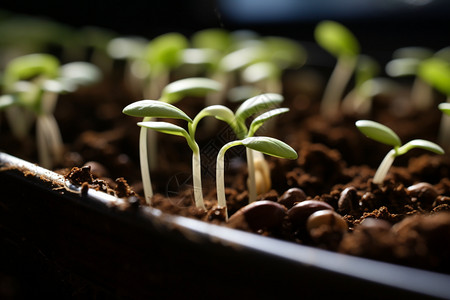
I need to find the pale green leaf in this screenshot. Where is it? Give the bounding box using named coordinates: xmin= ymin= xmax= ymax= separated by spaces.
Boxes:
xmin=235 ymin=93 xmax=284 ymax=121
xmin=3 ymin=53 xmax=60 ymax=91
xmin=138 ymin=121 xmax=188 ymax=137
xmin=197 ymin=105 xmax=235 ymax=124
xmin=191 ymin=28 xmax=232 ymax=53
xmin=385 ymin=58 xmax=420 ymax=77
xmin=145 ymin=32 xmax=188 ymax=68
xmin=0 ymin=94 xmax=17 ymax=110
xmin=314 ymin=20 xmax=359 ymax=58
xmin=160 ymin=77 xmax=222 ymax=104
xmin=355 ymin=120 xmax=401 ymax=147
xmin=418 ymin=57 xmax=450 ymax=96
xmin=398 ymin=139 xmax=444 ymax=156
xmin=439 ymin=103 xmax=450 ymax=116
xmin=123 ymin=99 xmax=192 ymax=122
xmin=263 ymin=36 xmax=307 ymax=69
xmin=59 ymin=61 xmax=102 ymax=87
xmin=248 ymin=107 xmax=289 ymax=137
xmin=242 ymin=136 xmax=297 ymax=160
xmin=242 ymin=62 xmax=281 ymax=83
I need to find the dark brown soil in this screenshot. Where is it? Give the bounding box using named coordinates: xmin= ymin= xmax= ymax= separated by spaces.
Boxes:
xmin=2 ymin=66 xmax=450 ymax=275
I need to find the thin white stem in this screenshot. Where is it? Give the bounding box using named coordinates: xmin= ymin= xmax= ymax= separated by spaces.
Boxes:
xmin=411 ymin=77 xmax=433 ymax=111
xmin=192 ymin=150 xmax=205 ymax=209
xmin=148 ymin=128 xmax=158 ymax=171
xmin=246 ymin=147 xmax=257 ymax=203
xmin=373 ymin=149 xmax=396 ymax=185
xmin=5 ymin=106 xmax=34 ymax=140
xmin=438 ymin=96 xmax=450 ymax=151
xmin=217 ymin=140 xmax=242 ymax=221
xmin=36 ymin=117 xmax=52 ymax=169
xmin=139 ymin=123 xmax=154 ymax=204
xmin=320 ymin=56 xmax=357 ymax=118
xmin=41 ymin=114 xmax=64 ymax=165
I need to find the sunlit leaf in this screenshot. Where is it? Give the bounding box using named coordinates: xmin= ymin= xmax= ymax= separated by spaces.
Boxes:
xmin=248 ymin=107 xmax=289 ymax=137
xmin=235 ymin=93 xmax=283 ymax=121
xmin=123 ymin=99 xmax=192 ymax=122
xmin=355 ymin=120 xmax=401 ymax=147
xmin=160 ymin=77 xmax=222 ymax=104
xmin=242 ymin=136 xmax=297 ymax=159
xmin=314 ymin=20 xmax=359 ymax=58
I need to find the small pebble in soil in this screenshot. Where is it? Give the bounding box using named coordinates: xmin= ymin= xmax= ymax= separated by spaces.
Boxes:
xmin=278 ymin=187 xmax=307 ymax=208
xmin=359 ymin=217 xmax=392 ymax=231
xmin=338 ymin=186 xmax=358 ymax=213
xmin=287 ymin=200 xmax=334 ymax=228
xmin=306 ymin=210 xmax=348 ymax=233
xmin=228 ymin=200 xmax=286 ymax=232
xmin=407 ymin=182 xmax=438 ymax=205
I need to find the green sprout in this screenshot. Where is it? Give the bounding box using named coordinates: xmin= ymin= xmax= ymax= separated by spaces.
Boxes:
xmin=142 ymin=32 xmax=189 ymax=99
xmin=190 ymin=93 xmax=289 ymax=203
xmin=385 ymin=47 xmax=434 ymax=111
xmin=232 ymin=93 xmax=287 ymax=202
xmin=314 ymin=20 xmax=360 ymax=118
xmin=341 ymin=55 xmax=380 ymax=116
xmin=242 ymin=36 xmax=306 ymax=94
xmin=355 ymin=120 xmax=444 ymax=184
xmin=439 ymin=103 xmax=450 ymax=116
xmin=0 ymin=53 xmax=101 ymax=169
xmin=417 ymin=57 xmax=450 ymax=149
xmin=122 ymin=77 xmax=222 ymax=206
xmin=216 ymin=136 xmax=297 ymax=220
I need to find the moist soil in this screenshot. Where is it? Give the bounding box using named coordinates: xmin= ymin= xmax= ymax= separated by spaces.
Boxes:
xmin=1 ymin=66 xmax=450 ymax=277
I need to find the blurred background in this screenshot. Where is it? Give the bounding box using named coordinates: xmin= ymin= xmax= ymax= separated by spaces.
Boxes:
xmin=1 ymin=0 xmax=450 ymax=66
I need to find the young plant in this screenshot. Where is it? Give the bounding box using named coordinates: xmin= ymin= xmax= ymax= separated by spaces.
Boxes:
xmin=355 ymin=120 xmax=444 ymax=184
xmin=216 ymin=136 xmax=297 ymax=220
xmin=122 ymin=77 xmax=222 ymax=206
xmin=417 ymin=57 xmax=450 ymax=149
xmin=314 ymin=20 xmax=360 ymax=118
xmin=142 ymin=32 xmax=189 ymax=99
xmin=341 ymin=55 xmax=380 ymax=116
xmin=385 ymin=47 xmax=434 ymax=110
xmin=0 ymin=53 xmax=101 ymax=169
xmin=233 ymin=93 xmax=288 ymax=202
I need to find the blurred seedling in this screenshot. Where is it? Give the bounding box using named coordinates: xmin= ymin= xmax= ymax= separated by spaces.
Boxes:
xmin=355 ymin=120 xmax=444 ymax=184
xmin=314 ymin=20 xmax=360 ymax=118
xmin=0 ymin=53 xmax=101 ymax=169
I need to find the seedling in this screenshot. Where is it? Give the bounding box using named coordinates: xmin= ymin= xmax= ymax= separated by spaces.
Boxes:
xmin=341 ymin=55 xmax=380 ymax=116
xmin=355 ymin=120 xmax=444 ymax=184
xmin=417 ymin=57 xmax=450 ymax=149
xmin=122 ymin=77 xmax=222 ymax=206
xmin=142 ymin=32 xmax=188 ymax=99
xmin=0 ymin=53 xmax=101 ymax=169
xmin=314 ymin=20 xmax=360 ymax=118
xmin=385 ymin=47 xmax=434 ymax=110
xmin=233 ymin=93 xmax=287 ymax=202
xmin=216 ymin=136 xmax=297 ymax=220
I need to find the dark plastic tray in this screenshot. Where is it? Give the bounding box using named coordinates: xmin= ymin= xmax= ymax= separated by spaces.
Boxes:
xmin=1 ymin=151 xmax=449 ymax=299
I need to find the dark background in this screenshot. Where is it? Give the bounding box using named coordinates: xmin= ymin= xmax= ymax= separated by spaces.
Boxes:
xmin=0 ymin=0 xmax=450 ymax=51
xmin=1 ymin=0 xmax=450 ymax=69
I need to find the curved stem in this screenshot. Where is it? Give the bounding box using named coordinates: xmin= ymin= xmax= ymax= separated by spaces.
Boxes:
xmin=246 ymin=147 xmax=257 ymax=203
xmin=139 ymin=117 xmax=153 ymax=204
xmin=36 ymin=116 xmax=51 ymax=169
xmin=42 ymin=114 xmax=64 ymax=165
xmin=320 ymin=56 xmax=357 ymax=118
xmin=439 ymin=96 xmax=450 ymax=151
xmin=217 ymin=140 xmax=243 ymax=221
xmin=373 ymin=149 xmax=396 ymax=184
xmin=192 ymin=150 xmax=205 ymax=209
